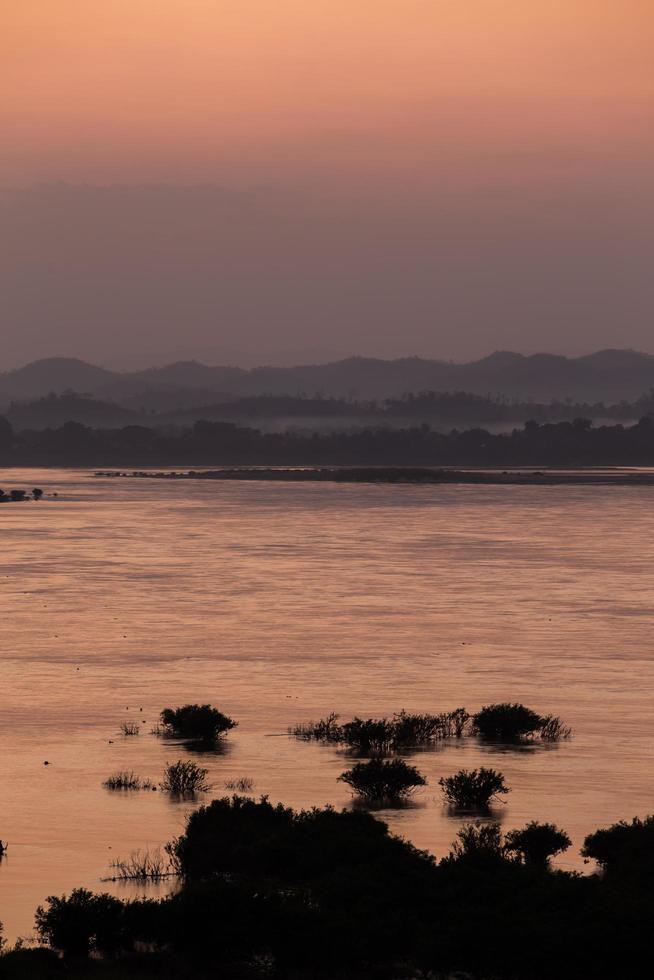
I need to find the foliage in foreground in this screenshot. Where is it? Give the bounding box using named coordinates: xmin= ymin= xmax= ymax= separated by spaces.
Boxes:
xmin=339 ymin=758 xmax=427 ymax=802
xmin=582 ymin=814 xmax=654 ymax=880
xmin=159 ymin=704 xmax=237 ymax=742
xmin=504 ymin=821 xmax=572 ymax=865
xmin=446 ymin=820 xmax=572 ymax=868
xmin=23 ymin=801 xmax=654 ymax=979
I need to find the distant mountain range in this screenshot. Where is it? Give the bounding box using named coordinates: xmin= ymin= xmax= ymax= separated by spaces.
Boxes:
xmin=2 ymin=350 xmax=654 ymax=406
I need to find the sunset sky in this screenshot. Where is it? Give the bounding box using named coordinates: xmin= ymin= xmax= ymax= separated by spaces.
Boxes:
xmin=1 ymin=0 xmax=653 ymax=367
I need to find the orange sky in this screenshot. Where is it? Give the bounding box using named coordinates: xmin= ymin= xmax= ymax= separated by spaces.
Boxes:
xmin=2 ymin=0 xmax=653 ymax=187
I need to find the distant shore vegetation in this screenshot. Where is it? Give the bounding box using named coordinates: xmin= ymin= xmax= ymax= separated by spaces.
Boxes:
xmin=3 ymin=414 xmax=654 ymax=467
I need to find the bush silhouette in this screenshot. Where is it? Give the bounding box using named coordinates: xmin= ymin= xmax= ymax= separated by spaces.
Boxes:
xmin=341 ymin=717 xmax=397 ymax=753
xmin=160 ymin=760 xmax=210 ymax=795
xmin=34 ymin=888 xmax=124 ymax=956
xmin=440 ymin=707 xmax=471 ymax=738
xmin=290 ymin=712 xmax=344 ymax=741
xmin=390 ymin=710 xmax=450 ymax=746
xmin=166 ymin=794 xmax=434 ymax=883
xmin=119 ymin=721 xmax=140 ymax=736
xmin=439 ymin=767 xmax=509 ymax=808
xmin=504 ymin=821 xmax=571 ymax=865
xmin=160 ymin=703 xmax=236 ymax=741
xmin=339 ymin=759 xmax=426 ymax=802
xmin=27 ymin=799 xmax=654 ymax=978
xmin=473 ymin=703 xmax=546 ymax=741
xmin=447 ymin=821 xmax=506 ymax=863
xmin=539 ymin=714 xmax=572 ymax=740
xmin=582 ymin=815 xmax=654 ymax=878
xmin=103 ymin=771 xmax=152 ymax=790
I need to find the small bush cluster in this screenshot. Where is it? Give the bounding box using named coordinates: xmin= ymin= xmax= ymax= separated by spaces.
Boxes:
xmin=103 ymin=771 xmax=153 ymax=791
xmin=473 ymin=703 xmax=571 ymax=742
xmin=448 ymin=819 xmax=571 ymax=867
xmin=439 ymin=767 xmax=509 ymax=809
xmin=581 ymin=815 xmax=654 ymax=876
xmin=448 ymin=821 xmax=505 ymax=862
xmin=290 ymin=711 xmax=343 ymax=741
xmin=224 ymin=776 xmax=254 ymax=791
xmin=159 ymin=703 xmax=237 ymax=742
xmin=504 ymin=821 xmax=572 ymax=865
xmin=35 ymin=889 xmax=125 ymax=956
xmin=291 ymin=708 xmax=471 ymax=751
xmin=119 ymin=721 xmax=140 ymax=736
xmin=160 ymin=760 xmax=210 ymax=795
xmin=108 ymin=849 xmax=173 ymax=881
xmin=339 ymin=758 xmax=426 ymax=802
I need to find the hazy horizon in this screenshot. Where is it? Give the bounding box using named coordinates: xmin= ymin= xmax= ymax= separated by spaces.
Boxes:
xmin=2 ymin=2 xmax=653 ymax=369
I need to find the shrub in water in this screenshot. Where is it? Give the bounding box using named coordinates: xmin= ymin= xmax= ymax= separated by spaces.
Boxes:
xmin=160 ymin=703 xmax=237 ymax=741
xmin=339 ymin=758 xmax=426 ymax=802
xmin=120 ymin=721 xmax=140 ymax=736
xmin=340 ymin=717 xmax=397 ymax=753
xmin=160 ymin=760 xmax=210 ymax=795
xmin=504 ymin=821 xmax=571 ymax=866
xmin=473 ymin=703 xmax=545 ymax=741
xmin=391 ymin=710 xmax=446 ymax=746
xmin=439 ymin=767 xmax=509 ymax=809
xmin=224 ymin=776 xmax=254 ymax=791
xmin=539 ymin=714 xmax=572 ymax=740
xmin=290 ymin=712 xmax=343 ymax=742
xmin=440 ymin=707 xmax=471 ymax=738
xmin=109 ymin=849 xmax=172 ymax=881
xmin=103 ymin=771 xmax=152 ymax=790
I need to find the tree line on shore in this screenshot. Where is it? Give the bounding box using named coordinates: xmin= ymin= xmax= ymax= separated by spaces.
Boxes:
xmin=3 ymin=414 xmax=654 ymax=466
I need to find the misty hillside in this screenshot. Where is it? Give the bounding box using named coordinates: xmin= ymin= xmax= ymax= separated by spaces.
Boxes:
xmin=2 ymin=350 xmax=654 ymax=405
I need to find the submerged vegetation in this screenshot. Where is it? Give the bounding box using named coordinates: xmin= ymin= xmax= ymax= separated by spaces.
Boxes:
xmin=159 ymin=704 xmax=237 ymax=742
xmin=103 ymin=771 xmax=153 ymax=791
xmin=107 ymin=849 xmax=173 ymax=882
xmin=290 ymin=711 xmax=343 ymax=742
xmin=224 ymin=776 xmax=254 ymax=792
xmin=339 ymin=759 xmax=427 ymax=802
xmin=439 ymin=767 xmax=510 ymax=809
xmin=291 ymin=708 xmax=472 ymax=751
xmin=119 ymin=721 xmax=141 ymax=736
xmin=473 ymin=702 xmax=571 ymax=742
xmin=292 ymin=703 xmax=566 ymax=751
xmin=160 ymin=760 xmax=210 ymax=795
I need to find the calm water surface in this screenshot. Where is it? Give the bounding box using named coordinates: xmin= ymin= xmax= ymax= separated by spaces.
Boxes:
xmin=1 ymin=468 xmax=654 ymax=940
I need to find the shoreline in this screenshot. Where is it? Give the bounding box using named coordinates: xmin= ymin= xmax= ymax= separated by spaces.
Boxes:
xmin=95 ymin=466 xmax=654 ymax=486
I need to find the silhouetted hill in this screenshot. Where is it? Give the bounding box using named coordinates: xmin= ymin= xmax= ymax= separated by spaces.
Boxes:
xmin=5 ymin=392 xmax=138 ymax=429
xmin=0 ymin=357 xmax=116 ymax=399
xmin=3 ymin=349 xmax=654 ymax=404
